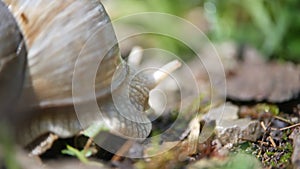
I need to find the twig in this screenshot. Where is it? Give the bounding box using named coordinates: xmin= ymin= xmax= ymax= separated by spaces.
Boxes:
xmin=111 ymin=140 xmax=134 ymax=162
xmin=279 ymin=122 xmax=300 ymax=131
xmin=270 ymin=127 xmax=278 ymax=131
xmin=83 ymin=138 xmax=93 ymax=152
xmin=261 ymin=121 xmax=267 ymax=131
xmin=267 ymin=136 xmax=277 ymax=148
xmin=257 ymin=140 xmax=268 ymax=146
xmin=274 ymin=116 xmax=293 ymax=125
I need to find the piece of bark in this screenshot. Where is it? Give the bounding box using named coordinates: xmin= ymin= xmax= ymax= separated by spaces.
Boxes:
xmin=227 ymin=51 xmax=300 ymax=102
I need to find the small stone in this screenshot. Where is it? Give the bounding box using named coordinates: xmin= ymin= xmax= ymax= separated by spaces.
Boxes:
xmin=216 ymin=119 xmax=261 ymax=145
xmin=203 ymin=103 xmax=262 ymax=145
xmin=203 ymin=102 xmax=239 ymax=123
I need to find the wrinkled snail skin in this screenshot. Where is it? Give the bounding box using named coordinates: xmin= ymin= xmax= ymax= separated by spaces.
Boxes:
xmin=1 ymin=0 xmax=156 ymax=147
xmin=0 ymin=0 xmax=27 ymax=124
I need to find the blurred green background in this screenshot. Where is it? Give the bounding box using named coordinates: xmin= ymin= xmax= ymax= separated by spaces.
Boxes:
xmin=102 ymin=0 xmax=300 ymax=62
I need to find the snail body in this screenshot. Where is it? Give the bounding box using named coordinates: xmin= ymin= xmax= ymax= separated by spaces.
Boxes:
xmin=0 ymin=0 xmax=181 ymax=148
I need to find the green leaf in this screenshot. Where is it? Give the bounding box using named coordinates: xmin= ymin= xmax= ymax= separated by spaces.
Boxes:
xmin=61 ymin=145 xmax=89 ymax=163
xmin=225 ymin=153 xmax=262 ymax=169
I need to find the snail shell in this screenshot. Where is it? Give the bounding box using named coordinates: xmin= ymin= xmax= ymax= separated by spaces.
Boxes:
xmin=2 ymin=0 xmax=156 ymax=146
xmin=0 ymin=0 xmax=26 ymax=123
xmin=4 ymin=0 xmax=119 ymax=106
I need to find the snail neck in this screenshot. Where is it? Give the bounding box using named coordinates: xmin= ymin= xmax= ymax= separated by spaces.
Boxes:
xmin=111 ymin=62 xmax=152 ymax=111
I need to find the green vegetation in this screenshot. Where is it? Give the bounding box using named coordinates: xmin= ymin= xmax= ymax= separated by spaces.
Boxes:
xmin=0 ymin=123 xmax=20 ymax=169
xmin=224 ymin=153 xmax=261 ymax=169
xmin=61 ymin=145 xmax=93 ymax=162
xmin=104 ymin=0 xmax=300 ymax=62
xmin=255 ymin=103 xmax=280 ymax=116
xmin=203 ymin=0 xmax=300 ymax=62
xmin=61 ymin=145 xmax=104 ymax=167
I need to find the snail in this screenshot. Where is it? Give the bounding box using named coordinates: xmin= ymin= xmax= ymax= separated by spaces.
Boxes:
xmin=0 ymin=0 xmax=181 ymax=153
